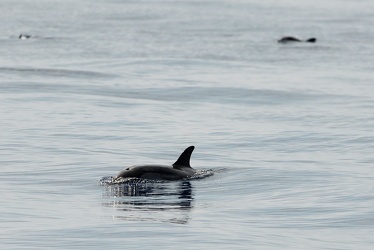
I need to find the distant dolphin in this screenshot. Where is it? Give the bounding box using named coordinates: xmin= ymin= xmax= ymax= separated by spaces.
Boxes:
xmin=115 ymin=146 xmax=197 ymax=181
xmin=19 ymin=34 xmax=33 ymax=39
xmin=278 ymin=36 xmax=316 ymax=43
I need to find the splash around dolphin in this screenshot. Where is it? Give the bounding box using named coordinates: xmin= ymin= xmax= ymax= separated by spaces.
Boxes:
xmin=115 ymin=146 xmax=198 ymax=181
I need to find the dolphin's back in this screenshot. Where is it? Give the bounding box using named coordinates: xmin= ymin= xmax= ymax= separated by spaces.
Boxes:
xmin=117 ymin=165 xmax=191 ymax=181
xmin=115 ymin=146 xmax=196 ymax=181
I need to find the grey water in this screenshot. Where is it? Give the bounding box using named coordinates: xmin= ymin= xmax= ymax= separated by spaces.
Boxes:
xmin=1 ymin=0 xmax=374 ymax=249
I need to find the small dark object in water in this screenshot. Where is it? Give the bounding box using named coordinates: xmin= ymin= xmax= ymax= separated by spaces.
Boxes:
xmin=305 ymin=37 xmax=316 ymax=43
xmin=278 ymin=36 xmax=317 ymax=43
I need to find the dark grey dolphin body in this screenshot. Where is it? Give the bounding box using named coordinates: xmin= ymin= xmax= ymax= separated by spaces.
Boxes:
xmin=115 ymin=146 xmax=196 ymax=181
xmin=278 ymin=36 xmax=316 ymax=43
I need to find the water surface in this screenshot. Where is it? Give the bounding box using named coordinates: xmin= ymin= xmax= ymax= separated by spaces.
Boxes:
xmin=1 ymin=0 xmax=374 ymax=249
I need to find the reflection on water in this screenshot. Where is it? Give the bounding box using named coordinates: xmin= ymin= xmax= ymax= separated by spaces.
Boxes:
xmin=102 ymin=180 xmax=194 ymax=224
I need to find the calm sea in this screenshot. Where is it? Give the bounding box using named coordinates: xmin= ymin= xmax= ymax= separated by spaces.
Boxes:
xmin=1 ymin=0 xmax=374 ymax=249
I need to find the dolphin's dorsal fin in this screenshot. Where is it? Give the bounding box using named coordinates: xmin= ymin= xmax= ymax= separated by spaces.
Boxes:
xmin=173 ymin=146 xmax=194 ymax=168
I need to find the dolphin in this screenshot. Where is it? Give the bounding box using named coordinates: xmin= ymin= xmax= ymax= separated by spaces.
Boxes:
xmin=19 ymin=34 xmax=33 ymax=39
xmin=278 ymin=36 xmax=316 ymax=43
xmin=115 ymin=146 xmax=196 ymax=181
